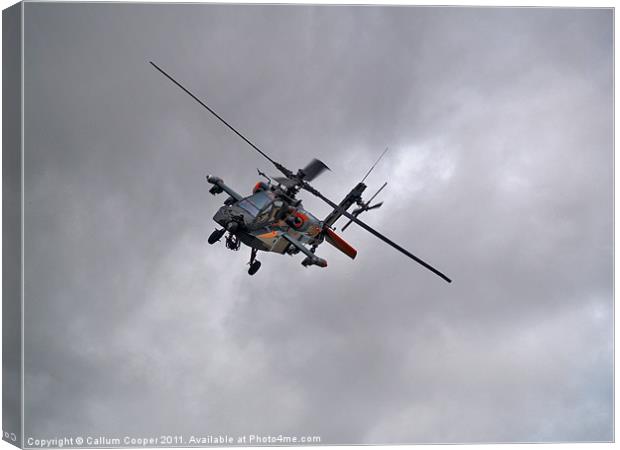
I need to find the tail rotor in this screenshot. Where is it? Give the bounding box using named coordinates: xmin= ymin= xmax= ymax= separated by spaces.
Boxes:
xmin=342 ymin=181 xmax=387 ymax=231
xmin=341 ymin=147 xmax=390 ymax=231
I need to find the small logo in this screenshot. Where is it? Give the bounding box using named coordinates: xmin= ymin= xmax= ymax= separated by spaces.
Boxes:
xmin=3 ymin=431 xmax=17 ymax=442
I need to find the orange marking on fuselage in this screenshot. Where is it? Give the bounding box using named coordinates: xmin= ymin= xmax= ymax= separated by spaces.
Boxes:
xmin=257 ymin=231 xmax=278 ymax=239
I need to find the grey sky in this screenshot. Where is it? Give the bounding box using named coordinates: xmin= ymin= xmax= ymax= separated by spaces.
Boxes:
xmin=21 ymin=3 xmax=612 ymax=444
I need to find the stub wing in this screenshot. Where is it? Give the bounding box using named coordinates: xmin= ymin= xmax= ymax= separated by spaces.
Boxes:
xmin=282 ymin=233 xmax=327 ymax=268
xmin=206 ymin=175 xmax=243 ymax=201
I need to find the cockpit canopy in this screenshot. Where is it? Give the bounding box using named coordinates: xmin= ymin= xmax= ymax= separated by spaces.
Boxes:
xmin=235 ymin=191 xmax=319 ymax=227
xmin=235 ymin=191 xmax=288 ymax=225
xmin=237 ymin=191 xmax=274 ymax=216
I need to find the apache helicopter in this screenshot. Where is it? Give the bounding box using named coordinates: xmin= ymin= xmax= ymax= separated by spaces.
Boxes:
xmin=150 ymin=62 xmax=451 ymax=283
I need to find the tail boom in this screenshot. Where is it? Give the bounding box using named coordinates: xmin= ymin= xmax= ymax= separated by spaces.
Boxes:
xmin=322 ymin=182 xmax=366 ymax=229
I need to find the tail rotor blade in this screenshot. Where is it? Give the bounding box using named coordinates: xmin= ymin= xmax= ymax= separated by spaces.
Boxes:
xmin=341 ymin=211 xmax=361 ymax=232
xmin=341 ymin=182 xmax=387 ymax=232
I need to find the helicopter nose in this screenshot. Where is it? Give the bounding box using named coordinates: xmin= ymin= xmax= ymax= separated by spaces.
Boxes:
xmin=213 ymin=205 xmax=251 ymax=230
xmin=213 ymin=206 xmax=231 ymax=227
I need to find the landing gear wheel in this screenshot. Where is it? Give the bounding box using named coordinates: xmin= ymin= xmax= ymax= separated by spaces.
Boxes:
xmin=208 ymin=228 xmax=226 ymax=244
xmin=248 ymin=260 xmax=262 ymax=275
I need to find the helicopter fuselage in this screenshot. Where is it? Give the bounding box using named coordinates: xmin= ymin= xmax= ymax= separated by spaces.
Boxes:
xmin=211 ymin=185 xmax=327 ymax=261
xmin=152 ymin=60 xmax=452 ymax=281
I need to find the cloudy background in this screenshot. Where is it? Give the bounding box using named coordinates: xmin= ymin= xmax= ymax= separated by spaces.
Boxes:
xmin=22 ymin=3 xmax=612 ymax=444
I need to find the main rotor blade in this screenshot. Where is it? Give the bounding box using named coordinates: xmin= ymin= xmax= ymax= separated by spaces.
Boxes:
xmin=361 ymin=147 xmax=389 ymax=183
xmin=302 ymin=158 xmax=331 ymax=181
xmin=303 ymin=182 xmax=452 ymax=283
xmin=273 ymin=176 xmax=298 ymax=188
xmin=367 ymin=181 xmax=388 ymax=204
xmin=150 ymin=61 xmax=293 ymax=177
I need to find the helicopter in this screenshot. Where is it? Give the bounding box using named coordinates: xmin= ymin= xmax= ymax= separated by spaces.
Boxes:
xmin=150 ymin=61 xmax=451 ymax=283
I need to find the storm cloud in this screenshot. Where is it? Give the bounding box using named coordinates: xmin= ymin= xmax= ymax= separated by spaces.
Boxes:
xmin=21 ymin=3 xmax=612 ymax=444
